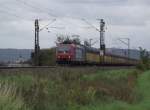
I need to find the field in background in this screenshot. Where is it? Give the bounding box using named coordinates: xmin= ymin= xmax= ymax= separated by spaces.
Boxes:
xmin=0 ymin=67 xmax=149 ymax=110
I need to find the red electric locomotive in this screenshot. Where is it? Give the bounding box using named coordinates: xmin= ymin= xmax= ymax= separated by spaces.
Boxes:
xmin=56 ymin=43 xmax=85 ymax=64
xmin=56 ymin=44 xmax=74 ymax=63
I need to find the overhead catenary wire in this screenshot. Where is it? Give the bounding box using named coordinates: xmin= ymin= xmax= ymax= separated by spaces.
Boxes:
xmin=39 ymin=19 xmax=56 ymax=31
xmin=25 ymin=0 xmax=55 ymax=13
xmin=81 ymin=18 xmax=100 ymax=32
xmin=16 ymin=0 xmax=57 ymax=18
xmin=0 ymin=0 xmax=42 ymax=21
xmin=48 ymin=26 xmax=65 ymax=29
xmin=1 ymin=0 xmax=104 ymax=37
xmin=15 ymin=0 xmax=67 ymax=32
xmin=15 ymin=1 xmax=90 ymax=30
xmin=16 ymin=0 xmax=97 ymax=32
xmin=13 ymin=0 xmax=64 ymax=38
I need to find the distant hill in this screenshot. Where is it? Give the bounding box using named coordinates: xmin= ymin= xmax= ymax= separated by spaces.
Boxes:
xmin=0 ymin=49 xmax=33 ymax=63
xmin=106 ymin=48 xmax=140 ymax=60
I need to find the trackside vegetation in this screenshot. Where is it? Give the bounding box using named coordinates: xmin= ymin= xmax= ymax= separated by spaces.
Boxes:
xmin=0 ymin=68 xmax=149 ymax=110
xmin=136 ymin=47 xmax=150 ymax=70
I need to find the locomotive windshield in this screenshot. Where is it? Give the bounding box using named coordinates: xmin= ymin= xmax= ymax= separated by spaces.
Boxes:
xmin=58 ymin=46 xmax=70 ymax=53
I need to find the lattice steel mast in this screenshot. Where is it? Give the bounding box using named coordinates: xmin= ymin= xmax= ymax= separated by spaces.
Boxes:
xmin=34 ymin=19 xmax=40 ymax=66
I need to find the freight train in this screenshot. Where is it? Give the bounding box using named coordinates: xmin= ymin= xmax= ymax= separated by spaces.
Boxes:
xmin=56 ymin=43 xmax=139 ymax=66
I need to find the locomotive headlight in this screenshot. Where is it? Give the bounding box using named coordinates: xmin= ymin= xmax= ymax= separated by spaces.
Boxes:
xmin=68 ymin=56 xmax=71 ymax=59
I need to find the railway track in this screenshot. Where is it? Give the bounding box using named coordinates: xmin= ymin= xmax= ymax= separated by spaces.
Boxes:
xmin=0 ymin=65 xmax=135 ymax=70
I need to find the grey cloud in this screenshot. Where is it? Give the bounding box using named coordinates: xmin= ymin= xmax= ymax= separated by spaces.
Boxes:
xmin=56 ymin=0 xmax=128 ymax=5
xmin=0 ymin=0 xmax=149 ymax=50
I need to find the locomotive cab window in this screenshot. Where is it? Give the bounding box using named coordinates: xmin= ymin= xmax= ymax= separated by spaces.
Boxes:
xmin=58 ymin=46 xmax=70 ymax=53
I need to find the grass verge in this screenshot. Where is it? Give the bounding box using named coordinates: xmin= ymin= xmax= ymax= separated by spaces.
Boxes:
xmin=0 ymin=68 xmax=149 ymax=110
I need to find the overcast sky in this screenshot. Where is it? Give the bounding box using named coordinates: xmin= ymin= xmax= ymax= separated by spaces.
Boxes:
xmin=0 ymin=0 xmax=149 ymax=50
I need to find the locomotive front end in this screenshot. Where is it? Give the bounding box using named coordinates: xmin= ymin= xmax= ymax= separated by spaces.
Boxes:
xmin=56 ymin=44 xmax=75 ymax=64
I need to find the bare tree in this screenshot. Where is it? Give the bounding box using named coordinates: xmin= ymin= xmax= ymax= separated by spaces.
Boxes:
xmin=56 ymin=34 xmax=81 ymax=45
